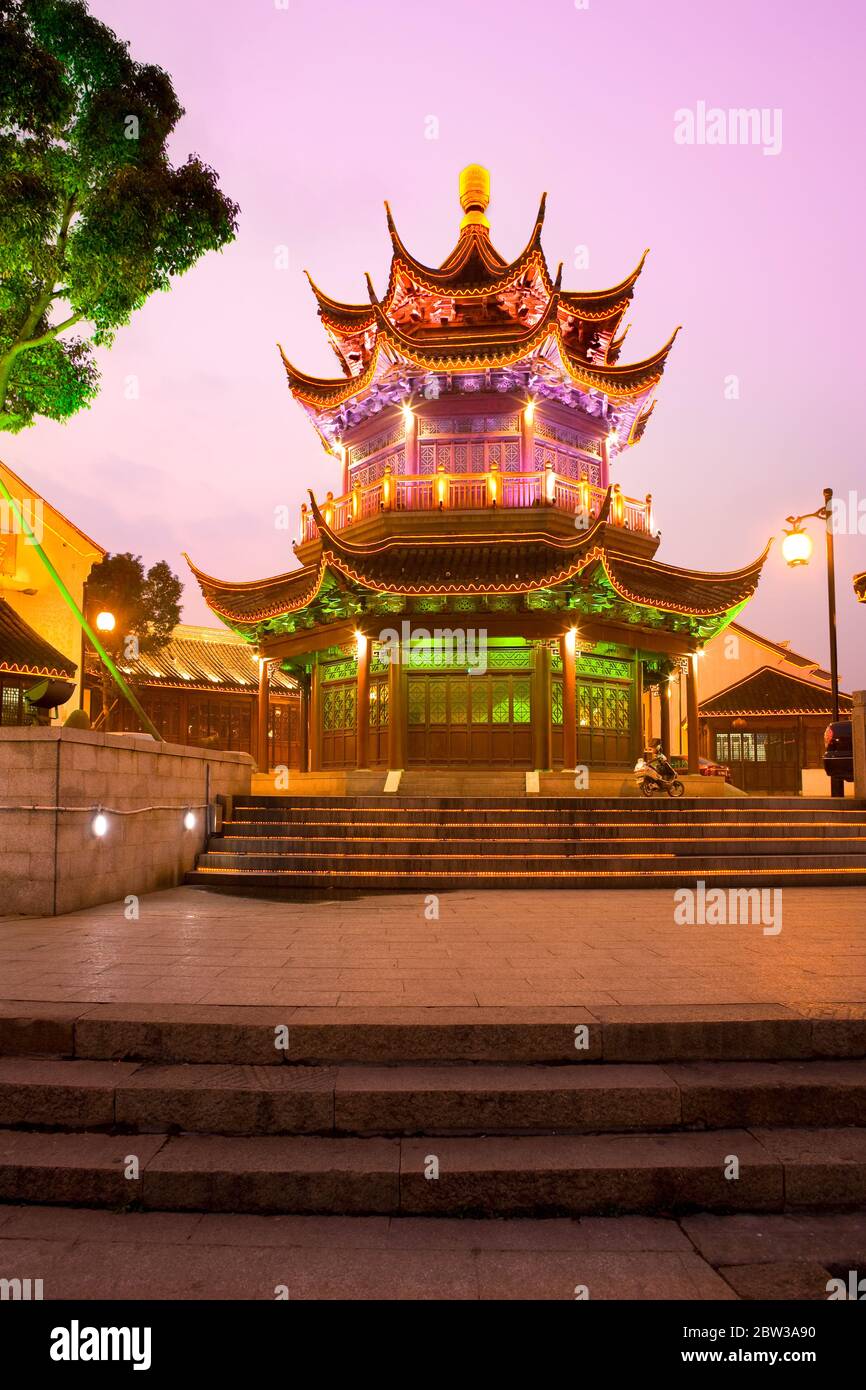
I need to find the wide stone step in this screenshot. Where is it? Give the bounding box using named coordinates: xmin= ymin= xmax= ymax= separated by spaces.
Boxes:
xmin=4 ymin=1003 xmax=861 ymax=1066
xmin=221 ymin=820 xmax=866 ymax=841
xmin=187 ymin=860 xmax=866 ymax=889
xmin=2 ymin=1057 xmax=866 ymax=1136
xmin=233 ymin=795 xmax=866 ymax=811
xmin=2 ymin=1126 xmax=865 ymax=1215
xmin=211 ymin=834 xmax=866 ymax=856
xmin=228 ymin=806 xmax=866 ymax=823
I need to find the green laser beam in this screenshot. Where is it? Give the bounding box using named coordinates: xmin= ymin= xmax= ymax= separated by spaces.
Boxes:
xmin=0 ymin=473 xmax=164 ymax=741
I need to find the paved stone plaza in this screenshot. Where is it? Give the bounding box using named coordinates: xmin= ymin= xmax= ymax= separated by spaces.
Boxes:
xmin=0 ymin=885 xmax=863 ymax=1010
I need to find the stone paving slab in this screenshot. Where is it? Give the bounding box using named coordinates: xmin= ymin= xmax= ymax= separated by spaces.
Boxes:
xmin=2 ymin=1203 xmax=864 ymax=1299
xmin=0 ymin=884 xmax=864 ymax=1011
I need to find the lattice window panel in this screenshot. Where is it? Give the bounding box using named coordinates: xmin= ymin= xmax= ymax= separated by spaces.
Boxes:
xmin=535 ymin=419 xmax=602 ymax=456
xmin=450 ymin=680 xmax=468 ymax=724
xmin=322 ymin=659 xmax=357 ymax=683
xmin=428 ymin=680 xmax=447 ymax=725
xmin=369 ymin=680 xmax=389 ymax=729
xmin=349 ymin=424 xmax=403 ymax=465
xmin=513 ymin=678 xmax=531 ymax=724
xmin=1 ymin=684 xmax=23 ymax=726
xmin=551 ymin=679 xmax=563 ymax=726
xmin=471 ymin=684 xmax=488 ymax=724
xmin=491 ymin=679 xmax=510 ymax=724
xmin=576 ymin=656 xmax=632 ymax=681
xmin=487 ymin=648 xmax=532 ymax=669
xmin=418 ymin=414 xmax=520 ymax=437
xmin=408 ymin=681 xmax=426 ymax=726
xmin=349 ymin=443 xmax=405 ymax=486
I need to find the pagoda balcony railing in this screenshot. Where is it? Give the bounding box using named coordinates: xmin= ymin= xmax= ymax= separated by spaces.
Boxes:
xmin=301 ymin=469 xmax=654 ymax=544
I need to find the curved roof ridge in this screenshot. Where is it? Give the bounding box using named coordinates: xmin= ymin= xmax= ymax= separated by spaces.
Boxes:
xmin=560 ymin=249 xmax=649 ymax=307
xmin=304 ymin=269 xmax=372 ymax=322
xmin=382 ymin=191 xmax=552 ymax=293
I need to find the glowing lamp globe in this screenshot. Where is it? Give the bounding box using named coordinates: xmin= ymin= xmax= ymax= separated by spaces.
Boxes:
xmin=95 ymin=610 xmax=116 ymax=632
xmin=782 ymin=527 xmax=812 ymax=567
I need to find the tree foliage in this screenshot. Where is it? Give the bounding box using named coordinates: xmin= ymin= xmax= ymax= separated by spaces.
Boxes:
xmin=86 ymin=551 xmax=183 ymax=653
xmin=0 ymin=0 xmax=239 ymax=430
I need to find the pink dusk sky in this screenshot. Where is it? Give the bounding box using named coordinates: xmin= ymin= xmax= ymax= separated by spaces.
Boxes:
xmin=5 ymin=0 xmax=866 ymax=683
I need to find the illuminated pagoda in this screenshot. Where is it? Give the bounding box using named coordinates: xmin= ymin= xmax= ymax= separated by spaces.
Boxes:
xmin=188 ymin=167 xmax=769 ymax=775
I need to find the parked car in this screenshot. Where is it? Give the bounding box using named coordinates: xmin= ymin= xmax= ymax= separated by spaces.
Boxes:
xmin=669 ymin=754 xmax=732 ymax=783
xmin=823 ymin=721 xmax=853 ymax=782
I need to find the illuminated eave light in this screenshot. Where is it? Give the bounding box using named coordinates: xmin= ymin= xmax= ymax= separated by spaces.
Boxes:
xmin=95 ymin=611 xmax=115 ymax=633
xmin=183 ymin=810 xmax=197 ymax=831
xmin=92 ymin=810 xmax=109 ymax=838
xmin=524 ymin=399 xmax=535 ymax=426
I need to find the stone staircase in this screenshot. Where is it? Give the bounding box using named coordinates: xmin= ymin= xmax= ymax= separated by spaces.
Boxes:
xmin=1 ymin=1005 xmax=864 ymax=1297
xmin=185 ymin=794 xmax=866 ymax=892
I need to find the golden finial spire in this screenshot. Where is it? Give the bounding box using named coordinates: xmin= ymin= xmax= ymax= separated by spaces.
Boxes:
xmin=459 ymin=164 xmax=490 ymax=231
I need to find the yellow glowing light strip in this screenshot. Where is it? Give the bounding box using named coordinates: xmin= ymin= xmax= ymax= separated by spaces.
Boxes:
xmin=226 ymin=811 xmax=866 ymax=822
xmin=194 ymin=865 xmax=866 ymax=878
xmin=215 ymin=828 xmax=866 ymax=839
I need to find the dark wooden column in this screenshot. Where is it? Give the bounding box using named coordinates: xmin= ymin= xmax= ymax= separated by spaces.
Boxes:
xmin=355 ymin=634 xmax=371 ymax=769
xmin=686 ymin=654 xmax=700 ymax=773
xmin=387 ymin=654 xmax=404 ymax=771
xmin=559 ymin=633 xmax=577 ymax=769
xmin=533 ymin=643 xmax=552 ymax=770
xmin=256 ymin=657 xmax=271 ymax=772
xmin=659 ymin=678 xmax=672 ymax=755
xmin=309 ymin=661 xmax=322 ymax=772
xmin=299 ymin=679 xmax=310 ymax=771
xmin=631 ymin=657 xmax=645 ymax=763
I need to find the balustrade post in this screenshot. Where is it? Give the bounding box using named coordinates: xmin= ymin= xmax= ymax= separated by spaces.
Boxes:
xmin=403 ymin=408 xmax=418 ymax=473
xmin=437 ymin=462 xmax=447 ymax=510
xmin=521 ymin=399 xmax=536 ymax=472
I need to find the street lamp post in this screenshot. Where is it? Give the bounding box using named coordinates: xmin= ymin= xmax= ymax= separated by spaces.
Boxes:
xmin=782 ymin=485 xmax=843 ymax=797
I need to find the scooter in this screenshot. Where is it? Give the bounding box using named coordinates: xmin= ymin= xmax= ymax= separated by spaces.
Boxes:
xmin=634 ymin=747 xmax=685 ymax=797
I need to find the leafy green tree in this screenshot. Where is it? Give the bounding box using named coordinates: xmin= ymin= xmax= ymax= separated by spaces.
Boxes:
xmin=0 ymin=0 xmax=239 ymax=431
xmin=85 ymin=551 xmax=183 ymax=720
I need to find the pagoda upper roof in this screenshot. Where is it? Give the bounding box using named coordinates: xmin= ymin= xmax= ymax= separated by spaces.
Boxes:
xmin=286 ymin=166 xmax=674 ymax=430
